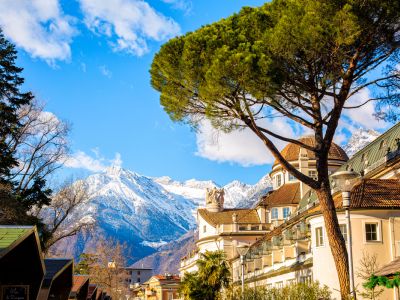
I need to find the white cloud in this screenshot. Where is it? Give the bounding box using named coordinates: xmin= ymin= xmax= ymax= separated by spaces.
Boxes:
xmin=79 ymin=0 xmax=180 ymax=56
xmin=99 ymin=65 xmax=112 ymax=78
xmin=343 ymin=89 xmax=388 ymax=131
xmin=196 ymin=118 xmax=297 ymax=166
xmin=0 ymin=0 xmax=76 ymax=63
xmin=162 ymin=0 xmax=192 ymax=14
xmin=65 ymin=149 xmax=122 ymax=172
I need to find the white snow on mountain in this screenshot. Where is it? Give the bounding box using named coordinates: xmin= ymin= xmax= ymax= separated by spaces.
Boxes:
xmin=50 ymin=166 xmax=271 ymax=262
xmin=343 ymin=128 xmax=380 ymax=157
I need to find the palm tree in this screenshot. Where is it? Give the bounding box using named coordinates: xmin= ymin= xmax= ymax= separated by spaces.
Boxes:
xmin=197 ymin=250 xmax=231 ymax=299
xmin=179 ymin=251 xmax=231 ymax=300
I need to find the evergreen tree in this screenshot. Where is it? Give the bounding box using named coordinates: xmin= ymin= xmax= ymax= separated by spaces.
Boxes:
xmin=0 ymin=29 xmax=33 ymax=185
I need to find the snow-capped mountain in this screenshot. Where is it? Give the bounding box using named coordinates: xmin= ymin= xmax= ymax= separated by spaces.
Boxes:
xmin=343 ymin=128 xmax=380 ymax=157
xmin=50 ymin=166 xmax=271 ymax=263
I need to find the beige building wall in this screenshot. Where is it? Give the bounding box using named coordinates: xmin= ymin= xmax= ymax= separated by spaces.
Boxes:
xmin=310 ymin=211 xmax=400 ymax=300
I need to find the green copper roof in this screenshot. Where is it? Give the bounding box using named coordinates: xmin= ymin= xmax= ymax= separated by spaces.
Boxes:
xmin=0 ymin=226 xmax=34 ymax=254
xmin=337 ymin=122 xmax=400 ymax=175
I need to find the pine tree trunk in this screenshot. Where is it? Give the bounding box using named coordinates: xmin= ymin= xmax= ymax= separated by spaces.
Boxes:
xmin=316 ymin=182 xmax=351 ymax=300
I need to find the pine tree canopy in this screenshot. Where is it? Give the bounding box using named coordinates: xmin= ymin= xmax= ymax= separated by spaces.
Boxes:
xmin=151 ymin=0 xmax=400 ymax=134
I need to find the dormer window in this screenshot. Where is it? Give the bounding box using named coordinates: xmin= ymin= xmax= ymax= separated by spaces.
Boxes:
xmin=275 ymin=174 xmax=282 ymax=187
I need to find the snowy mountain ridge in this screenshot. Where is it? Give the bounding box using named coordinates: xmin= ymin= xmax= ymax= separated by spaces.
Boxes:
xmin=343 ymin=128 xmax=380 ymax=157
xmin=51 ymin=166 xmax=271 ymax=263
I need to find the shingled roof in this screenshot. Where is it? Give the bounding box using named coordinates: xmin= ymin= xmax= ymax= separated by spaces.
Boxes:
xmin=335 ymin=179 xmax=400 ymax=209
xmin=43 ymin=258 xmax=73 ymax=287
xmin=259 ymin=182 xmax=301 ymax=207
xmin=198 ymin=208 xmax=260 ymax=226
xmin=273 ymin=136 xmax=348 ymax=167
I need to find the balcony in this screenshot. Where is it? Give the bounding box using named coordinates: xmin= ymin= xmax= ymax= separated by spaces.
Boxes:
xmin=180 ymin=252 xmax=199 ymax=268
xmin=216 ymin=223 xmax=271 ymax=234
xmin=234 ymin=239 xmax=311 ymax=283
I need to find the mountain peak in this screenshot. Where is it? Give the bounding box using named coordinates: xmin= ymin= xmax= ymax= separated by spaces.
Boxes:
xmin=343 ymin=128 xmax=380 ymax=157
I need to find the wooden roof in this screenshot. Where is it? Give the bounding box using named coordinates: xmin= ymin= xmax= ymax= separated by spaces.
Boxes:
xmin=375 ymin=257 xmax=400 ymax=276
xmin=198 ymin=208 xmax=260 ymax=226
xmin=259 ymin=182 xmax=301 ymax=207
xmin=87 ymin=284 xmax=98 ymax=300
xmin=273 ymin=136 xmax=348 ymax=167
xmin=43 ymin=259 xmax=73 ymax=287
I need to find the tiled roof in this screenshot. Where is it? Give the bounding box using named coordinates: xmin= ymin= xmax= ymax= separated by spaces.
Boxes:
xmin=152 ymin=275 xmax=180 ymax=281
xmin=375 ymin=257 xmax=400 ymax=276
xmin=0 ymin=226 xmax=35 ymax=256
xmin=260 ymin=182 xmax=301 ymax=207
xmin=337 ymin=122 xmax=400 ymax=174
xmin=273 ymin=136 xmax=348 ymax=167
xmin=198 ymin=208 xmax=260 ymax=226
xmin=43 ymin=259 xmax=73 ymax=287
xmin=335 ymin=179 xmax=400 ymax=209
xmin=71 ymin=275 xmax=89 ymax=293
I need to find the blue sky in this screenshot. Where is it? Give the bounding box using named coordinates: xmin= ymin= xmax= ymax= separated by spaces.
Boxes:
xmin=0 ymin=0 xmax=390 ymax=185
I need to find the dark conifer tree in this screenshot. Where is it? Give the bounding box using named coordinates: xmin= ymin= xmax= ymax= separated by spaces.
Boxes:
xmin=0 ymin=30 xmax=33 ymax=185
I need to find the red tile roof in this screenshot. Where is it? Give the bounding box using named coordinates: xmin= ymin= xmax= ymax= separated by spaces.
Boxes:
xmin=198 ymin=208 xmax=260 ymax=226
xmin=260 ymin=182 xmax=301 ymax=207
xmin=153 ymin=274 xmax=180 ymax=281
xmin=273 ymin=136 xmax=348 ymax=167
xmin=71 ymin=275 xmax=89 ymax=293
xmin=336 ymin=179 xmax=400 ymax=209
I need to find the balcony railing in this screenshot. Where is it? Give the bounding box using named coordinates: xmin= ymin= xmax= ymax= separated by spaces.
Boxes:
xmin=180 ymin=253 xmax=199 ymax=268
xmin=217 ymin=223 xmax=271 ymax=234
xmin=232 ymin=239 xmax=311 ymax=283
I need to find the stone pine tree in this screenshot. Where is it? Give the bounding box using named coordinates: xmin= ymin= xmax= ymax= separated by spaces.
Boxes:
xmin=150 ymin=0 xmax=400 ymax=298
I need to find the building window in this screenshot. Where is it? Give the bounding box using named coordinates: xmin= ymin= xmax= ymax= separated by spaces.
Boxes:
xmin=308 ymin=170 xmax=317 ymax=180
xmin=365 ymin=223 xmax=379 ymax=242
xmin=203 ymin=225 xmax=207 ymax=233
xmin=276 ymin=281 xmax=283 ymax=289
xmin=138 ymin=271 xmax=141 ymax=275
xmin=138 ymin=278 xmax=140 ymax=283
xmin=275 ymin=174 xmax=282 ymax=187
xmin=288 ymin=173 xmax=296 ymax=181
xmin=315 ymin=227 xmax=324 ymax=247
xmin=251 ymin=225 xmax=259 ymax=231
xmin=339 ymin=224 xmax=347 ymax=241
xmin=271 ymin=208 xmax=279 ymax=220
xmin=283 ymin=207 xmax=290 ymax=219
xmin=239 ymin=225 xmax=247 ymax=231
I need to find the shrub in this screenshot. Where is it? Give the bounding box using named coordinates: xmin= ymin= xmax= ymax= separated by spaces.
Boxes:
xmin=224 ymin=282 xmax=332 ymax=300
